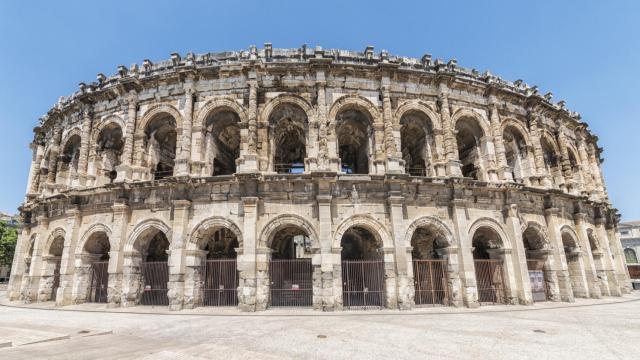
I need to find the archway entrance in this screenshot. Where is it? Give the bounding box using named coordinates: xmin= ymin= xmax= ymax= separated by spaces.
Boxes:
xmin=83 ymin=232 xmax=111 ymax=303
xmin=400 ymin=111 xmax=436 ymax=177
xmin=269 ymin=226 xmax=312 ymax=307
xmin=336 ymin=109 xmax=372 ymax=174
xmin=139 ymin=231 xmax=170 ymax=306
xmin=523 ymin=227 xmax=551 ymax=302
xmin=204 ymin=110 xmax=240 ymax=176
xmin=411 ymin=226 xmax=450 ymax=306
xmin=144 ymin=114 xmax=177 ymax=180
xmin=472 ymin=227 xmax=506 ymax=304
xmin=562 ymin=231 xmax=586 ymax=298
xmin=200 ymin=228 xmax=239 ymax=307
xmin=455 ymin=118 xmax=485 ymax=180
xmin=44 ymin=236 xmax=64 ymax=302
xmin=340 ymin=226 xmax=385 ymax=309
xmin=269 ymin=103 xmax=308 ymax=174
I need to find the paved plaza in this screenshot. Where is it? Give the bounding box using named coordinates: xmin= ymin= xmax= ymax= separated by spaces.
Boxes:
xmin=0 ymin=291 xmax=638 ymax=359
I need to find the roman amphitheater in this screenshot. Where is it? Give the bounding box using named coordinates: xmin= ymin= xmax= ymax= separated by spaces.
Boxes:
xmin=8 ymin=44 xmax=631 ymax=312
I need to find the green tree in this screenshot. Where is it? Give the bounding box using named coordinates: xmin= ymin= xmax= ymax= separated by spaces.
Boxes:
xmin=0 ymin=221 xmax=18 ymax=266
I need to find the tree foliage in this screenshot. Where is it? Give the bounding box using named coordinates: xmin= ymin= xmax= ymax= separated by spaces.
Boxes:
xmin=0 ymin=221 xmax=18 ymax=266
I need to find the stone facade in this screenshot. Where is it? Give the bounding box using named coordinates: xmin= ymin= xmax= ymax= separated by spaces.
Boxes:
xmin=8 ymin=45 xmax=631 ymax=311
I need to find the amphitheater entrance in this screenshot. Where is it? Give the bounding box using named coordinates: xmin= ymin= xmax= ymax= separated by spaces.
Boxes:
xmin=523 ymin=227 xmax=552 ymax=302
xmin=139 ymin=231 xmax=170 ymax=306
xmin=83 ymin=232 xmax=111 ymax=303
xmin=562 ymin=231 xmax=587 ymax=298
xmin=43 ymin=235 xmax=64 ymax=302
xmin=268 ymin=226 xmax=313 ymax=307
xmin=199 ymin=228 xmax=239 ymax=307
xmin=472 ymin=227 xmax=506 ymax=304
xmin=411 ymin=226 xmax=450 ymax=306
xmin=340 ymin=226 xmax=385 ymax=309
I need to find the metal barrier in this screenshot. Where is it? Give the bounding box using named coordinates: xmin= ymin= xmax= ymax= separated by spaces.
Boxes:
xmin=405 ymin=166 xmax=427 ymax=177
xmin=527 ymin=260 xmax=548 ymax=302
xmin=474 ymin=259 xmax=506 ymax=304
xmin=275 ymin=163 xmax=305 ymax=174
xmin=412 ymin=259 xmax=449 ymax=305
xmin=202 ymin=259 xmax=238 ymax=307
xmin=140 ymin=261 xmax=169 ymax=306
xmin=269 ymin=259 xmax=312 ymax=307
xmin=88 ymin=261 xmax=109 ymax=303
xmin=342 ymin=260 xmax=385 ymax=309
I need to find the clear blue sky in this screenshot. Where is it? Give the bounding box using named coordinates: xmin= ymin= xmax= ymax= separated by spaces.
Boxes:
xmin=1 ymin=0 xmax=638 ymax=220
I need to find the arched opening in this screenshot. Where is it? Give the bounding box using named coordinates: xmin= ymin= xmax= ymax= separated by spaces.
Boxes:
xmin=135 ymin=230 xmax=170 ymax=305
xmin=144 ymin=114 xmax=177 ymax=180
xmin=337 ymin=109 xmax=371 ymax=174
xmin=523 ymin=227 xmax=551 ymax=301
xmin=269 ymin=104 xmax=307 ymax=174
xmin=410 ymin=225 xmax=450 ymax=305
xmin=59 ymin=135 xmax=81 ymax=186
xmin=400 ymin=111 xmax=435 ymax=177
xmin=268 ymin=226 xmax=312 ymax=307
xmin=44 ymin=236 xmax=64 ymax=301
xmin=340 ymin=226 xmax=385 ymax=308
xmin=541 ymin=137 xmax=560 ymax=187
xmin=96 ymin=123 xmax=123 ymax=184
xmin=197 ymin=228 xmax=239 ymax=307
xmin=625 ymin=248 xmax=638 ymax=264
xmin=567 ymin=149 xmax=582 ymax=193
xmin=204 ymin=110 xmax=240 ymax=176
xmin=562 ymin=231 xmax=586 ymax=298
xmin=472 ymin=227 xmax=506 ymax=304
xmin=503 ymin=126 xmax=529 ymax=182
xmin=82 ymin=232 xmax=111 ymax=303
xmin=455 ymin=118 xmax=485 ymax=180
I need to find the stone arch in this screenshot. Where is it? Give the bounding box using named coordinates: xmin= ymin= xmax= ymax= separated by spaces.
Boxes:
xmin=195 ymin=97 xmax=248 ymax=129
xmin=468 ymin=217 xmax=511 ymax=249
xmin=137 ymin=103 xmax=183 ymax=136
xmin=560 ymin=225 xmax=580 ymax=249
xmin=92 ymin=116 xmax=125 ymax=151
xmin=259 ymin=94 xmax=315 ymax=125
xmin=76 ymin=223 xmax=113 ymax=254
xmin=124 ymin=218 xmax=172 ymax=253
xmin=624 ymin=248 xmax=638 ymax=263
xmin=258 ymin=214 xmax=319 ymax=249
xmin=404 ymin=216 xmax=455 ymax=248
xmin=522 ymin=221 xmax=550 ymax=250
xmin=393 ymin=100 xmax=442 ymax=130
xmin=328 ymin=94 xmax=381 ymax=125
xmin=60 ymin=127 xmax=82 ymax=151
xmin=451 ymin=109 xmax=490 ymax=137
xmin=187 ymin=216 xmax=244 ymax=251
xmin=333 ymin=214 xmax=390 ymax=249
xmin=43 ymin=228 xmax=66 ymax=256
xmin=500 ymin=118 xmax=532 ymax=146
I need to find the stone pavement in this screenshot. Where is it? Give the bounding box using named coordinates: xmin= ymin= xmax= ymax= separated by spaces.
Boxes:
xmin=0 ymin=292 xmax=639 ymax=359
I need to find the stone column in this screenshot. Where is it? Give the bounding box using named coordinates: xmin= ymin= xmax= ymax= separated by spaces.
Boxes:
xmin=183 ymin=250 xmax=207 ymax=309
xmin=388 ymin=193 xmax=410 ymax=309
xmin=576 ymin=133 xmax=595 ymax=197
xmin=317 ymin=185 xmax=336 ymax=310
xmin=587 ymin=143 xmax=607 ymax=200
xmin=57 ymin=206 xmax=82 ymax=305
xmin=46 ymin=125 xmax=63 ymax=188
xmin=435 ymin=247 xmax=464 ymax=307
xmin=594 ymin=217 xmax=621 ymax=296
xmin=502 ymin=203 xmax=533 ymax=304
xmin=381 ymin=78 xmax=402 ymax=174
xmin=479 ymin=135 xmax=498 ymax=182
xmin=605 ymin=223 xmax=631 ymax=294
xmin=439 ymin=91 xmax=461 ymax=176
xmin=528 ymin=113 xmax=549 ymax=187
xmin=255 ymin=247 xmax=271 ymax=311
xmin=544 ymin=206 xmax=574 ymax=302
xmin=167 ymin=200 xmax=191 ymax=310
xmin=238 ymin=77 xmax=259 ymax=172
xmin=490 ymin=104 xmax=510 ymax=181
xmin=26 ymin=140 xmax=45 ymax=200
xmin=115 ymin=91 xmax=138 ymax=182
xmin=107 ymin=202 xmax=129 ymax=307
xmin=573 ymin=213 xmax=602 ymax=298
xmin=120 ymin=252 xmax=142 ymax=307
xmin=238 ymin=196 xmax=258 ymax=311
xmin=21 ymin=216 xmax=48 ymax=303
xmin=556 ymin=126 xmax=573 ymax=193
xmin=77 ymin=104 xmax=93 ymax=186
xmin=449 ymin=191 xmax=479 ymax=307
xmin=175 ymin=80 xmax=195 ymax=176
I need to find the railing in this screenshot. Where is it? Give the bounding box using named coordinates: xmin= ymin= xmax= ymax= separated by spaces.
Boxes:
xmin=153 ymin=169 xmax=174 ymax=180
xmin=269 ymin=259 xmax=313 ymax=307
xmin=275 ymin=163 xmax=305 ymax=174
xmin=140 ymin=261 xmax=169 ymax=306
xmin=474 ymin=259 xmax=506 ymax=305
xmin=405 ymin=167 xmax=427 ymax=177
xmin=342 ymin=260 xmax=385 ymax=309
xmin=412 ymin=259 xmax=449 ymax=306
xmin=202 ymin=259 xmax=238 ymax=307
xmin=88 ymin=261 xmax=109 ymax=303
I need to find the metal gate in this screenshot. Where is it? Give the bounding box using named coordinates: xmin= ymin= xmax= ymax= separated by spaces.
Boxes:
xmin=51 ymin=261 xmax=61 ymax=301
xmin=413 ymin=259 xmax=449 ymax=305
xmin=202 ymin=259 xmax=238 ymax=306
xmin=527 ymin=260 xmax=548 ymax=302
xmin=140 ymin=261 xmax=169 ymax=306
xmin=88 ymin=261 xmax=109 ymax=303
xmin=474 ymin=259 xmax=505 ymax=304
xmin=342 ymin=260 xmax=385 ymax=309
xmin=269 ymin=259 xmax=312 ymax=307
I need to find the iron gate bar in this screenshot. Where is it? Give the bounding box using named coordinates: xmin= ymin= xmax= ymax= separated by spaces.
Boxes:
xmin=269 ymin=259 xmax=313 ymax=307
xmin=88 ymin=261 xmax=109 ymax=303
xmin=202 ymin=259 xmax=238 ymax=307
xmin=140 ymin=261 xmax=169 ymax=306
xmin=412 ymin=259 xmax=449 ymax=306
xmin=342 ymin=260 xmax=385 ymax=310
xmin=474 ymin=259 xmax=506 ymax=305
